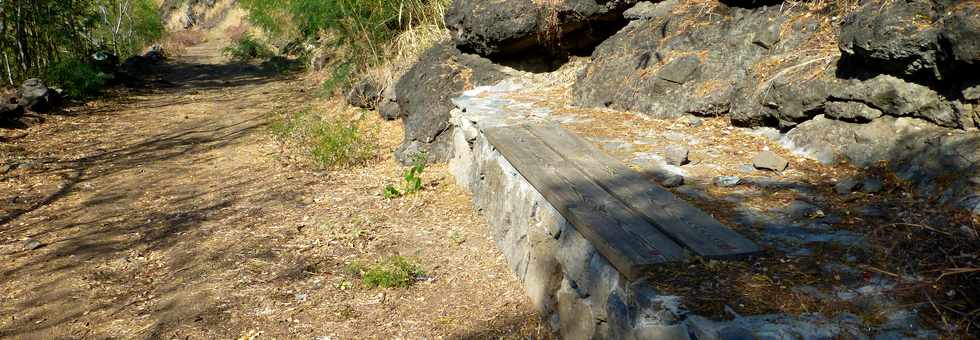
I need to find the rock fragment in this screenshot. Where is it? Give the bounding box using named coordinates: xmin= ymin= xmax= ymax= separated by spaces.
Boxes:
xmin=664 ymin=145 xmax=690 ymax=166
xmin=714 ymin=176 xmax=741 ymax=187
xmin=752 ymin=151 xmax=788 ymax=171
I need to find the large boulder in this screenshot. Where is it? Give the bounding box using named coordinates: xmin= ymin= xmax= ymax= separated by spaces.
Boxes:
xmin=830 ymin=75 xmax=960 ymax=128
xmin=574 ymin=1 xmax=825 ymax=120
xmin=839 ymin=0 xmax=945 ymax=81
xmin=445 ymin=0 xmax=636 ymax=67
xmin=942 ymin=2 xmax=980 ymax=66
xmin=394 ymin=42 xmax=512 ymax=164
xmin=16 ymin=79 xmax=54 ymax=113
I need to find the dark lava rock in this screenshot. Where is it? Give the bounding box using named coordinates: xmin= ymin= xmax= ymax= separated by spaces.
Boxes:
xmin=445 ymin=0 xmax=635 ymax=67
xmin=940 ymin=2 xmax=980 ymax=66
xmin=732 ymin=79 xmax=837 ymax=128
xmin=345 ymin=78 xmax=381 ymax=110
xmin=91 ymin=50 xmax=119 ymax=74
xmin=839 ymin=0 xmax=944 ymax=81
xmin=574 ymin=2 xmax=824 ymax=120
xmin=823 ymin=101 xmax=883 ymax=122
xmin=835 ymin=177 xmax=884 ymax=195
xmin=752 ymin=151 xmax=788 ymax=171
xmin=394 ymin=42 xmax=510 ymax=164
xmin=830 ymin=75 xmax=959 ymax=128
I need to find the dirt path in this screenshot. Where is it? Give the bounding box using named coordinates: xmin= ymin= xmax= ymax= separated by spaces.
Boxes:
xmin=0 ymin=40 xmax=547 ymax=339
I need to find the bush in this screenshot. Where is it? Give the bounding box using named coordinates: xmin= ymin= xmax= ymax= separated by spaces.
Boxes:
xmin=45 ymin=59 xmax=111 ymax=99
xmin=223 ymin=34 xmax=274 ymax=62
xmin=269 ymin=109 xmax=378 ymax=168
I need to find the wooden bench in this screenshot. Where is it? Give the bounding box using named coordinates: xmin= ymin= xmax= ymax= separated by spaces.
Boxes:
xmin=485 ymin=124 xmax=760 ymax=279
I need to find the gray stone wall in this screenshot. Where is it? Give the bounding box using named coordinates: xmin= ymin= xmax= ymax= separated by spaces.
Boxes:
xmin=449 ymin=110 xmax=693 ymax=339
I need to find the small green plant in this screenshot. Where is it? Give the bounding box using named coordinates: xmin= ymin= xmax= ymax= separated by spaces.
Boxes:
xmin=449 ymin=229 xmax=466 ymax=246
xmin=223 ymin=34 xmax=274 ymax=62
xmin=355 ymin=256 xmax=425 ymax=288
xmin=269 ymin=109 xmax=378 ymax=168
xmin=45 ymin=59 xmax=111 ymax=98
xmin=383 ymin=153 xmax=428 ymax=199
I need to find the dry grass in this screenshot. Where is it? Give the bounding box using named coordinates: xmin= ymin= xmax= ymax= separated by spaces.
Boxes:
xmin=223 ymin=23 xmax=249 ymax=41
xmin=533 ymin=0 xmax=565 ymax=48
xmin=360 ymin=25 xmax=450 ymax=92
xmin=159 ymin=30 xmax=208 ymax=57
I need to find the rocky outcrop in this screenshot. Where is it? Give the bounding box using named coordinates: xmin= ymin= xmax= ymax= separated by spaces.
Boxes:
xmin=573 ymin=1 xmax=829 ymax=120
xmin=393 ymin=42 xmax=513 ymax=164
xmin=838 ymin=0 xmax=946 ymax=82
xmin=572 ymin=0 xmax=978 ymax=130
xmin=830 ymin=75 xmax=960 ymax=128
xmin=445 ymin=0 xmax=635 ymax=69
xmin=942 ymin=2 xmax=980 ymax=67
xmin=783 ymin=115 xmax=979 ymax=209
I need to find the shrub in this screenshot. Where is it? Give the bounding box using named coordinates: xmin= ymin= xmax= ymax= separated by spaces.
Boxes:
xmin=45 ymin=59 xmax=111 ymax=99
xmin=223 ymin=34 xmax=274 ymax=62
xmin=269 ymin=109 xmax=378 ymax=168
xmin=360 ymin=256 xmax=425 ymax=288
xmin=309 ymin=118 xmax=377 ymax=168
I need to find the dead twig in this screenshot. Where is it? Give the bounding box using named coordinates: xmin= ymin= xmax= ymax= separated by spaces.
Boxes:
xmin=937 ymin=267 xmax=980 ymax=281
xmin=887 ymin=222 xmax=954 ymax=237
xmin=859 ymin=264 xmax=900 ymax=278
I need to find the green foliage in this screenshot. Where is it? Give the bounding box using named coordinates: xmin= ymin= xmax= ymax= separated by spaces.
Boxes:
xmin=321 ymin=61 xmax=353 ymax=96
xmin=383 ymin=153 xmax=427 ymax=199
xmin=239 ymin=0 xmax=450 ymax=73
xmin=269 ymin=109 xmax=378 ymax=169
xmin=223 ymin=34 xmax=275 ymax=63
xmin=45 ymin=59 xmax=112 ymax=98
xmin=357 ymin=256 xmax=425 ymax=288
xmin=0 ymin=0 xmax=164 ymax=85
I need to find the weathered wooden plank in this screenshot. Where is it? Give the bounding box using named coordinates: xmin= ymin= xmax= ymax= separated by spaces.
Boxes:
xmin=526 ymin=124 xmax=761 ymax=258
xmin=484 ymin=126 xmax=686 ymax=279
